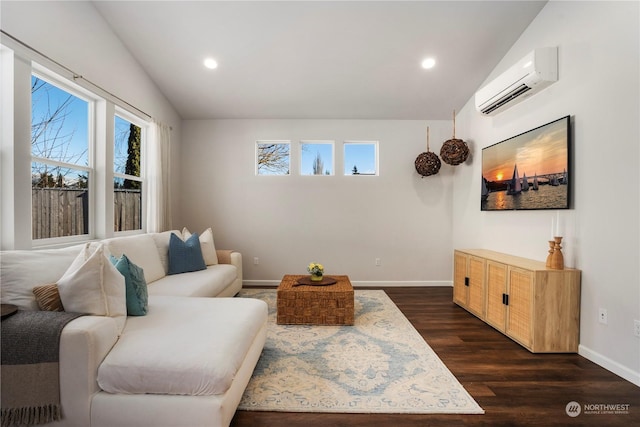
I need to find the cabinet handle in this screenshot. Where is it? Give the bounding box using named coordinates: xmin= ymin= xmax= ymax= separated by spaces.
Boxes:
xmin=465 ymin=277 xmax=469 ymax=287
xmin=502 ymin=293 xmax=510 ymax=305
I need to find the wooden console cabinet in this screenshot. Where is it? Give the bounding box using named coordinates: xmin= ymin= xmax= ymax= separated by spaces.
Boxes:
xmin=453 ymin=249 xmax=581 ymax=353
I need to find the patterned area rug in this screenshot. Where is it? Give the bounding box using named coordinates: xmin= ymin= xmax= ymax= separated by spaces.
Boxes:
xmin=237 ymin=289 xmax=484 ymax=414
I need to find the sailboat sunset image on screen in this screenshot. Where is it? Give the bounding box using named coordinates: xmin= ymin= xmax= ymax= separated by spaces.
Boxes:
xmin=481 ymin=116 xmax=570 ymax=211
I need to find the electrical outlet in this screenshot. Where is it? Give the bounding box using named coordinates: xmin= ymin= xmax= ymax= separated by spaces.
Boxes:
xmin=634 ymin=320 xmax=640 ymax=338
xmin=598 ymin=308 xmax=607 ymax=325
xmin=375 ymin=258 xmax=381 ymax=266
xmin=253 ymin=257 xmax=259 ymax=265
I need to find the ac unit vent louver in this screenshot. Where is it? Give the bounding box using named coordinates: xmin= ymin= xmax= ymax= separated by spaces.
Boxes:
xmin=480 ymin=84 xmax=532 ymax=115
xmin=475 ymin=47 xmax=558 ymax=116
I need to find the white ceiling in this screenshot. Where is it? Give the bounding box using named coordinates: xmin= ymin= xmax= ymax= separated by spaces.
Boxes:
xmin=93 ymin=1 xmax=547 ymax=120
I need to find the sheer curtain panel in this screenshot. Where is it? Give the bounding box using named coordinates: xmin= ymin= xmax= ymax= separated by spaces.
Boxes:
xmin=145 ymin=120 xmax=172 ymax=232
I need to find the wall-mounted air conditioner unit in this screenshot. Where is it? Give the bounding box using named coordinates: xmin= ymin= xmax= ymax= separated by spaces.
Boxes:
xmin=475 ymin=47 xmax=558 ymax=116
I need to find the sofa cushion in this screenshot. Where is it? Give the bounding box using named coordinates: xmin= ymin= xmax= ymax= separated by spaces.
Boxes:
xmin=103 ymin=234 xmax=165 ymax=284
xmin=168 ymin=233 xmax=206 ymax=275
xmin=146 ymin=264 xmax=237 ymax=297
xmin=32 ymin=283 xmax=64 ymax=311
xmin=0 ymin=245 xmax=83 ymax=310
xmin=111 ymin=254 xmax=148 ymax=316
xmin=182 ymin=227 xmax=218 ymax=265
xmin=151 ymin=230 xmax=181 ymax=275
xmin=97 ymin=295 xmax=268 ymax=396
xmin=57 ymin=243 xmax=127 ymax=334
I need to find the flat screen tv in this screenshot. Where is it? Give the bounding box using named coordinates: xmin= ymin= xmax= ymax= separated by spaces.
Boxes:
xmin=481 ymin=115 xmax=571 ymax=211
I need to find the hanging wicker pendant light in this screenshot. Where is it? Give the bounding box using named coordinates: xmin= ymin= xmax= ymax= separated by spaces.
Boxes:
xmin=440 ymin=110 xmax=469 ymax=166
xmin=415 ymin=126 xmax=441 ymax=177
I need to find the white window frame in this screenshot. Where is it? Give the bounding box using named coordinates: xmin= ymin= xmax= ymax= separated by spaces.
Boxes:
xmin=30 ymin=67 xmax=97 ymax=246
xmin=113 ymin=107 xmax=148 ymax=234
xmin=300 ymin=140 xmax=334 ymax=176
xmin=344 ymin=140 xmax=379 ymax=176
xmin=256 ymin=140 xmax=291 ymax=176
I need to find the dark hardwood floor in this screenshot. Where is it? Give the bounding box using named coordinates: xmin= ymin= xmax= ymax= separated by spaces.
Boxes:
xmin=231 ymin=287 xmax=639 ymax=427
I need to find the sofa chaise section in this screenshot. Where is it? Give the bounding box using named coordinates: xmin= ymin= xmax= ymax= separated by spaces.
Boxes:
xmin=91 ymin=297 xmax=268 ymax=427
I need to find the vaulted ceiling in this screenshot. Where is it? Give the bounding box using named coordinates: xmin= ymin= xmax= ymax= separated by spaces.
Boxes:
xmin=93 ymin=1 xmax=547 ymax=120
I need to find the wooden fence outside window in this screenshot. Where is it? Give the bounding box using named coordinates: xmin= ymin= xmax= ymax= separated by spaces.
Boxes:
xmin=31 ymin=188 xmax=141 ymax=239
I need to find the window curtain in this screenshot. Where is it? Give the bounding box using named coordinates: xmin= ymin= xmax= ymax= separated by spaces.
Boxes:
xmin=145 ymin=120 xmax=172 ymax=232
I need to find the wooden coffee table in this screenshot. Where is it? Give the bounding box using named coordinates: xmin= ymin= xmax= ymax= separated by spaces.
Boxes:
xmin=276 ymin=275 xmax=354 ymax=325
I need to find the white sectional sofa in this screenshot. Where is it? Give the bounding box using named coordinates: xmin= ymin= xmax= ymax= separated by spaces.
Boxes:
xmin=0 ymin=230 xmax=268 ymax=427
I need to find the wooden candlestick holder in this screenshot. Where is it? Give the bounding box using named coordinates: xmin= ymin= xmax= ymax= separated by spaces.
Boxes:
xmin=546 ymin=240 xmax=555 ymax=268
xmin=550 ymin=236 xmax=564 ymax=270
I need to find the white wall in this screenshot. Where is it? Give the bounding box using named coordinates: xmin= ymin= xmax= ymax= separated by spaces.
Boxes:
xmin=453 ymin=1 xmax=639 ymax=386
xmin=181 ymin=119 xmax=456 ymax=285
xmin=0 ymin=1 xmax=183 ymax=245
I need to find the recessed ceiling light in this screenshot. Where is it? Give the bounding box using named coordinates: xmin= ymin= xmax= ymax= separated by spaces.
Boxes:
xmin=421 ymin=57 xmax=436 ymax=69
xmin=204 ymin=58 xmax=218 ymax=70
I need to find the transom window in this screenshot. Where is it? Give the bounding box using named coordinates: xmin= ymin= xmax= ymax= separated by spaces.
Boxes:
xmin=300 ymin=141 xmax=334 ymax=176
xmin=256 ymin=141 xmax=290 ymax=175
xmin=344 ymin=141 xmax=378 ymax=175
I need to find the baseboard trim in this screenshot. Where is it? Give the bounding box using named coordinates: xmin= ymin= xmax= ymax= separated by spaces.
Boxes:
xmin=243 ymin=280 xmax=453 ymax=288
xmin=578 ymin=344 xmax=640 ymax=387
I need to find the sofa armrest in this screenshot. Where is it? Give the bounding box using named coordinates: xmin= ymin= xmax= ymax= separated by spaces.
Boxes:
xmin=216 ymin=250 xmax=243 ymax=291
xmin=58 ymin=316 xmax=119 ymax=427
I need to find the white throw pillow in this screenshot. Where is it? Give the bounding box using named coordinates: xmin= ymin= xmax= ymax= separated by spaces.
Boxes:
xmin=103 ymin=234 xmax=166 ymax=284
xmin=57 ymin=243 xmax=127 ymax=334
xmin=152 ymin=230 xmax=181 ymax=274
xmin=182 ymin=227 xmax=218 ymax=265
xmin=0 ymin=245 xmax=83 ymax=310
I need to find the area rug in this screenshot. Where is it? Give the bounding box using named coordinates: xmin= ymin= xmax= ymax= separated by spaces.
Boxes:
xmin=237 ymin=289 xmax=484 ymax=414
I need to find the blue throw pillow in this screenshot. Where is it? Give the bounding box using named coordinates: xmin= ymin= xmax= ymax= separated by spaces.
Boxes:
xmin=110 ymin=254 xmax=148 ymax=316
xmin=168 ymin=232 xmax=206 ymax=275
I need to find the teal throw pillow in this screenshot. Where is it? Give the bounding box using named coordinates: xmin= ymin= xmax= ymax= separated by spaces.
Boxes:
xmin=110 ymin=254 xmax=148 ymax=316
xmin=168 ymin=232 xmax=206 ymax=275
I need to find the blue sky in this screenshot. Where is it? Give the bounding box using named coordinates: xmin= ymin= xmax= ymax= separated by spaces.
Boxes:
xmin=32 ymin=75 xmax=133 ymax=176
xmin=301 ymin=142 xmax=333 ymax=175
xmin=344 ymin=142 xmax=377 ymax=175
xmin=31 ymin=75 xmax=89 ymax=167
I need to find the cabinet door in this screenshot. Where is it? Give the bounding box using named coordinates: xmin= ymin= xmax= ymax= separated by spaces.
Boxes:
xmin=485 ymin=260 xmax=507 ymax=331
xmin=506 ymin=267 xmax=534 ymax=349
xmin=467 ymin=256 xmax=485 ymax=317
xmin=453 ymin=252 xmax=468 ymax=307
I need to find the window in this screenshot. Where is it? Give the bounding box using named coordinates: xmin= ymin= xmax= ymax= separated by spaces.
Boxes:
xmin=256 ymin=141 xmax=290 ymax=175
xmin=300 ymin=141 xmax=334 ymax=175
xmin=114 ymin=113 xmax=144 ymax=232
xmin=31 ymin=74 xmax=92 ymax=239
xmin=344 ymin=141 xmax=378 ymax=175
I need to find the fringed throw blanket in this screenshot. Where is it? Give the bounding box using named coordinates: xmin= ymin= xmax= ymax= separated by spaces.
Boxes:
xmin=1 ymin=310 xmax=84 ymax=427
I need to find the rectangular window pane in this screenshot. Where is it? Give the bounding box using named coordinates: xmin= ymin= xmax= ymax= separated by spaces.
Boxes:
xmin=344 ymin=142 xmax=378 ymax=175
xmin=114 ymin=115 xmax=142 ymax=177
xmin=114 ymin=114 xmax=143 ymax=232
xmin=257 ymin=141 xmax=290 ymax=175
xmin=31 ymin=161 xmax=89 ymax=239
xmin=114 ymin=178 xmax=142 ymax=231
xmin=301 ymin=141 xmax=333 ymax=175
xmin=31 ymin=76 xmax=89 ymax=166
